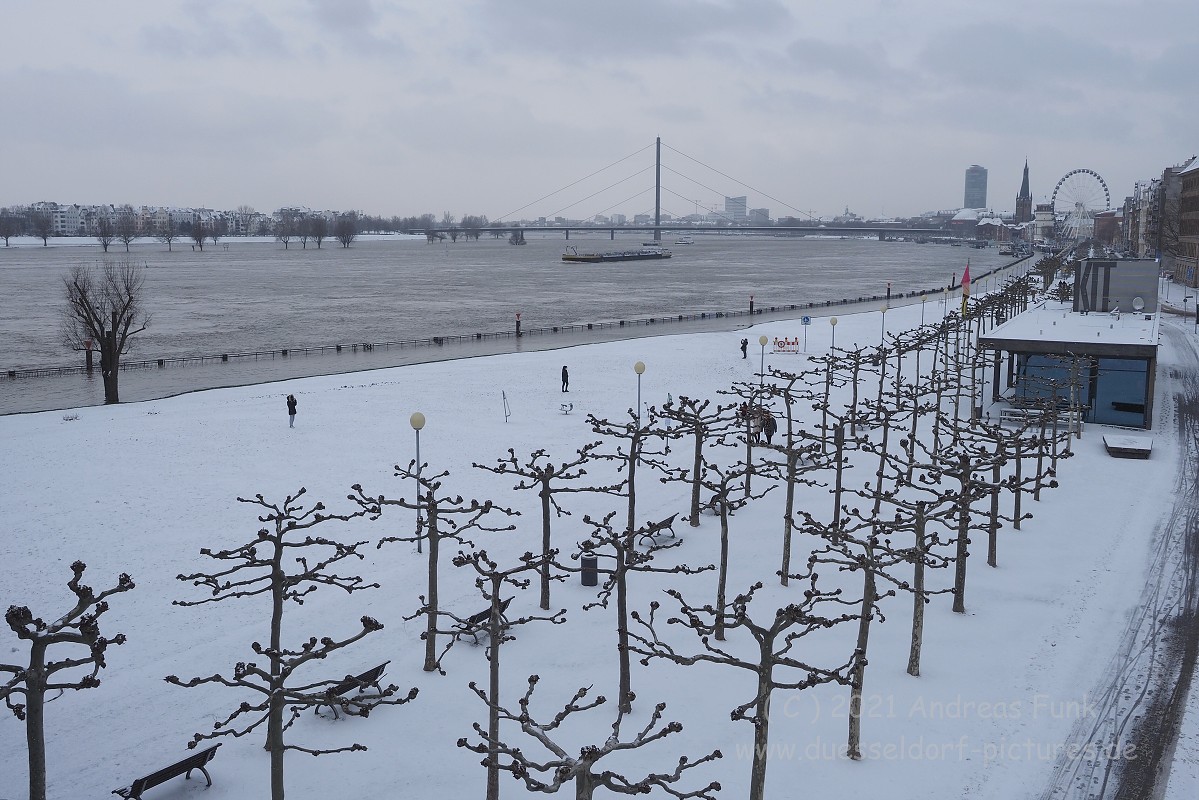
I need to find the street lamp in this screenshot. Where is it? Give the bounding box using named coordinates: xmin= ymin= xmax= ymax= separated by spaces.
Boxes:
xmin=410 ymin=411 xmax=426 ymax=553
xmin=921 ymin=295 xmax=927 ymax=326
xmin=942 ymin=287 xmax=949 ymax=317
xmin=829 ymin=317 xmax=838 ymax=351
xmin=633 ymin=361 xmax=645 ymax=428
xmin=758 ymin=335 xmax=768 ymax=388
xmin=880 ymin=304 xmax=888 ymax=345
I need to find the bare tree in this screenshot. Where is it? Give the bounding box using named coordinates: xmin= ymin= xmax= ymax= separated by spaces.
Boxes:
xmin=309 ymin=216 xmax=328 ymax=249
xmin=576 ymin=510 xmax=714 ymax=711
xmin=629 ymin=576 xmax=861 ymax=800
xmin=167 ymin=489 xmax=418 ymax=800
xmin=155 ymin=218 xmax=178 ymax=251
xmin=95 ymin=216 xmax=116 ymax=252
xmin=335 ymin=212 xmax=358 ymax=248
xmin=451 ymin=549 xmax=566 ymax=800
xmin=189 ymin=219 xmax=207 ymax=251
xmin=581 ymin=407 xmax=681 ymax=712
xmin=349 ymin=467 xmax=518 ymax=673
xmin=1 ymin=561 xmax=134 ymax=800
xmin=474 ymin=443 xmax=617 ymax=610
xmin=276 ymin=211 xmax=296 ymax=249
xmin=0 ymin=213 xmax=21 ymax=245
xmin=297 ymin=213 xmax=311 ymax=249
xmin=656 ymin=396 xmax=738 ymax=526
xmin=30 ymin=212 xmax=52 ymax=245
xmin=460 ymin=674 xmax=722 ymax=800
xmin=116 ymin=212 xmax=140 ymax=252
xmin=60 ymin=261 xmax=150 ymax=404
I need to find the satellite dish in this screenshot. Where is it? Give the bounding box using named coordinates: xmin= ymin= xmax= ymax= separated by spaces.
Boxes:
xmin=1132 ymin=297 xmax=1145 ymax=312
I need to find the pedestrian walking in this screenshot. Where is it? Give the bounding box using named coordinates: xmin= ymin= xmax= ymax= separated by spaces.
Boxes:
xmin=561 ymin=365 xmax=570 ymax=393
xmin=286 ymin=394 xmax=297 ymax=427
xmin=762 ymin=412 xmax=777 ymax=445
xmin=740 ymin=338 xmax=749 ymax=359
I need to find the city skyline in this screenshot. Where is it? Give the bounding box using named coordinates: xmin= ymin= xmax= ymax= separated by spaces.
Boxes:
xmin=3 ymin=1 xmax=1196 ymax=222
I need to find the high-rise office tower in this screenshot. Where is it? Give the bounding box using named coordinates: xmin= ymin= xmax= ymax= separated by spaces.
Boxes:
xmin=964 ymin=165 xmax=988 ymax=209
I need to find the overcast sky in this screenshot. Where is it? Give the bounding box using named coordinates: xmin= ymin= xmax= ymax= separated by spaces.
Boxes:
xmin=4 ymin=0 xmax=1196 ymax=221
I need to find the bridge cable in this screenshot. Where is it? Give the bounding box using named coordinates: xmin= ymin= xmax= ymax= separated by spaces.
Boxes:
xmin=662 ymin=141 xmax=818 ymax=221
xmin=493 ymin=142 xmax=655 ymax=223
xmin=543 ymin=166 xmax=654 ymax=220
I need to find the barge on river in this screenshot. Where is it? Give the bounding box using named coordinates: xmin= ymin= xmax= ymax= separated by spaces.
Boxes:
xmin=562 ymin=247 xmax=673 ymax=263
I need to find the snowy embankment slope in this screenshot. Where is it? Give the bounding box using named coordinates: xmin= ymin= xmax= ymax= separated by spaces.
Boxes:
xmin=0 ymin=300 xmax=1186 ymax=799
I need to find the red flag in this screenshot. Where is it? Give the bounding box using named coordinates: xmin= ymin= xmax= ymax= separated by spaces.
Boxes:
xmin=961 ymin=260 xmax=970 ymax=314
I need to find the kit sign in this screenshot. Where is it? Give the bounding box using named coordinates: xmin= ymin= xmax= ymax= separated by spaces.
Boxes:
xmin=772 ymin=336 xmax=804 ymax=354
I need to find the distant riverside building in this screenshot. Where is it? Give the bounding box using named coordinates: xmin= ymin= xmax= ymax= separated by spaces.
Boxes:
xmin=749 ymin=208 xmax=770 ymax=226
xmin=1034 ymin=202 xmax=1055 ymax=243
xmin=964 ymin=165 xmax=988 ymax=209
xmin=1015 ymin=160 xmax=1033 ymax=223
xmin=724 ymin=195 xmax=747 ymax=222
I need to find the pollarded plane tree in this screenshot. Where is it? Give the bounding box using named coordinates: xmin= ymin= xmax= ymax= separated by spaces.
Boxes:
xmin=167 ymin=489 xmax=418 ymax=800
xmin=798 ymin=512 xmax=901 ymax=761
xmin=576 ymin=509 xmax=714 ymax=713
xmin=890 ymin=417 xmax=1009 ymax=614
xmin=451 ymin=548 xmax=567 ymax=800
xmin=628 ymin=575 xmax=862 ymax=800
xmin=474 ymin=443 xmax=619 ymax=610
xmin=756 ymin=365 xmax=832 ymax=585
xmin=655 ymin=396 xmax=740 ymax=527
xmin=658 ymin=437 xmax=775 ymax=641
xmin=60 ymin=261 xmax=150 ymax=404
xmin=1 ymin=561 xmax=133 ymax=800
xmin=579 ymin=405 xmax=680 ymax=713
xmin=349 ymin=466 xmax=518 ymax=673
xmin=806 ymin=350 xmax=850 ymax=455
xmin=459 ymin=674 xmax=722 ymax=800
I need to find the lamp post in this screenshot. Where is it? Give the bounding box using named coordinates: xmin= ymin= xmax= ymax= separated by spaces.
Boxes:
xmin=921 ymin=295 xmax=927 ymax=326
xmin=633 ymin=361 xmax=645 ymax=428
xmin=829 ymin=317 xmax=838 ymax=351
xmin=758 ymin=335 xmax=768 ymax=388
xmin=880 ymin=304 xmax=888 ymax=345
xmin=410 ymin=411 xmax=426 ymax=553
xmin=943 ymin=287 xmax=949 ymax=318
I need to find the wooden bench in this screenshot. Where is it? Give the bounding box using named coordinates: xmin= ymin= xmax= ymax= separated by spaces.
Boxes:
xmin=998 ymin=407 xmax=1083 ymax=431
xmin=454 ymin=596 xmax=513 ymax=645
xmin=113 ymin=744 xmax=220 ymax=799
xmin=636 ymin=513 xmax=679 ymax=546
xmin=314 ymin=661 xmax=390 ymax=720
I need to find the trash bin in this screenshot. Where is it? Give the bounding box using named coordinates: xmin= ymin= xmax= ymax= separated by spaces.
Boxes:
xmin=581 ymin=554 xmax=599 ymax=587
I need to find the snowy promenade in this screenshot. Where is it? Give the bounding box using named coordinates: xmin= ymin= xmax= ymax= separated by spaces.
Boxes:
xmin=1 ymin=294 xmax=1196 ymax=800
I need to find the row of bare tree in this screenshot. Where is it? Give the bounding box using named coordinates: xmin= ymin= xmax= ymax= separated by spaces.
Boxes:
xmin=9 ymin=263 xmax=1091 ymax=800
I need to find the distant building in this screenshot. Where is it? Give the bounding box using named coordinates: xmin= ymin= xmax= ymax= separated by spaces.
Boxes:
xmin=1015 ymin=161 xmax=1033 ymax=223
xmin=964 ymin=165 xmax=988 ymax=209
xmin=749 ymin=208 xmax=770 ymax=226
xmin=634 ymin=214 xmax=652 ymax=225
xmin=724 ymin=196 xmax=747 ymax=222
xmin=610 ymin=213 xmax=627 ymax=226
xmin=1178 ymin=160 xmax=1199 ymax=286
xmin=1034 ymin=202 xmax=1055 ymax=243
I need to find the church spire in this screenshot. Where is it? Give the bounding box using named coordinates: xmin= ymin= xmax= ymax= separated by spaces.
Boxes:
xmin=1015 ymin=160 xmax=1033 ymax=223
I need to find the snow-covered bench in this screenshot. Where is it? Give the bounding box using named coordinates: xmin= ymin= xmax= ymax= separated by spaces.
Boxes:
xmin=314 ymin=661 xmax=390 ymax=719
xmin=112 ymin=744 xmax=220 ymax=799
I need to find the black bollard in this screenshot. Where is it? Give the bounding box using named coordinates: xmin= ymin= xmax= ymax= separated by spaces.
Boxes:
xmin=581 ymin=555 xmax=599 ymax=587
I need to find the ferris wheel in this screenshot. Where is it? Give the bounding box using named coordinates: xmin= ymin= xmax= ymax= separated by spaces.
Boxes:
xmin=1050 ymin=168 xmax=1110 ymax=243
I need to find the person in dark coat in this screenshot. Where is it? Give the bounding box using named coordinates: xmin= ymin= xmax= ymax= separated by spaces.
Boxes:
xmin=287 ymin=394 xmax=297 ymax=427
xmin=762 ymin=412 xmax=777 ymax=445
xmin=561 ymin=365 xmax=570 ymax=393
xmin=740 ymin=338 xmax=749 ymax=358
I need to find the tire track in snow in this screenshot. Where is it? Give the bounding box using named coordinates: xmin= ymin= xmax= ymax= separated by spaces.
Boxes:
xmin=1039 ymin=322 xmax=1199 ymax=800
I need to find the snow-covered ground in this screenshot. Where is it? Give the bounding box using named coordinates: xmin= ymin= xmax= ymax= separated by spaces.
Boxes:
xmin=1 ymin=298 xmax=1195 ymax=799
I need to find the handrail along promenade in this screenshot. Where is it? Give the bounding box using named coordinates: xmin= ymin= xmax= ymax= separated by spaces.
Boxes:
xmin=5 ymin=261 xmax=1023 ymax=382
